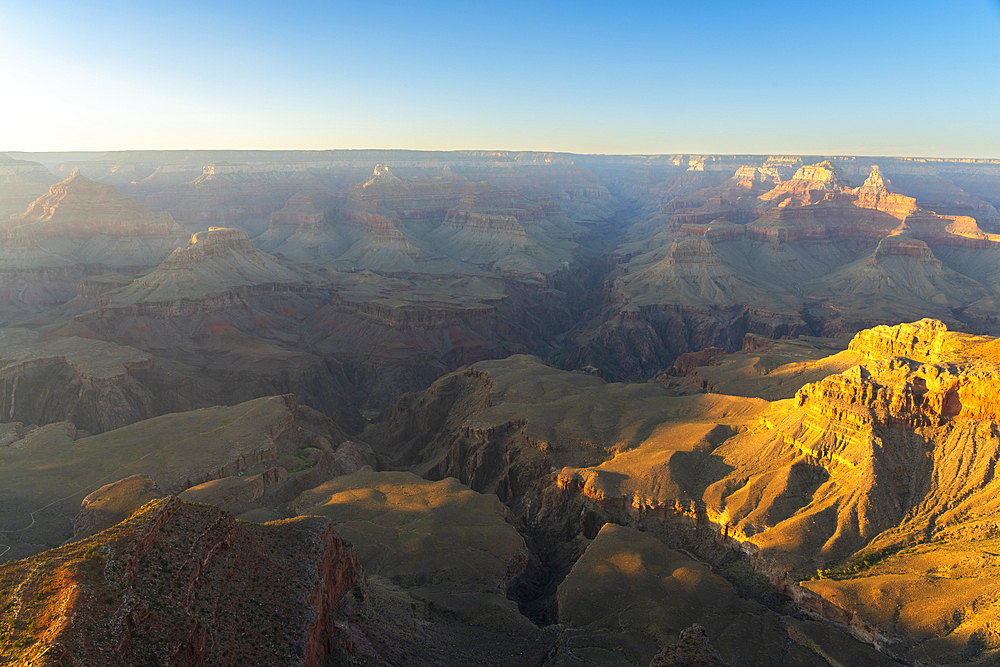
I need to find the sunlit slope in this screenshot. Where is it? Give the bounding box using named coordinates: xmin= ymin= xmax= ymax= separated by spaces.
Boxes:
xmin=291 ymin=469 xmax=530 ymax=633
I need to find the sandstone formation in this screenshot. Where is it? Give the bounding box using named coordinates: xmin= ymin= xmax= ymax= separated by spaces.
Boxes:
xmin=0 ymin=155 xmax=58 ymax=223
xmin=93 ymin=226 xmax=310 ymax=311
xmin=756 ymin=160 xmax=852 ymax=208
xmin=4 ymin=150 xmax=1000 ymax=665
xmin=851 ymin=164 xmax=918 ymax=219
xmin=0 ymin=497 xmax=364 ymax=666
xmin=359 ymin=347 xmax=918 ymax=664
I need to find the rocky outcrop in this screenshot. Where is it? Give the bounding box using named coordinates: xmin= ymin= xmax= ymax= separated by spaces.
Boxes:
xmin=649 ymin=625 xmax=729 ymax=667
xmin=758 ymin=160 xmax=853 ymax=207
xmin=0 ymin=497 xmax=365 ymax=666
xmin=847 ymin=318 xmax=977 ymax=362
xmin=4 ymin=169 xmax=184 ymax=243
xmin=363 ymin=163 xmax=402 ymax=187
xmin=852 ymin=166 xmax=918 ymax=219
xmin=728 ymin=157 xmax=800 ymax=191
xmin=73 ymin=474 xmax=164 ymax=537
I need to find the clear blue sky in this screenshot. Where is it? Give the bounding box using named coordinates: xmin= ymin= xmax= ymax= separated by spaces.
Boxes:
xmin=1 ymin=0 xmax=998 ymax=156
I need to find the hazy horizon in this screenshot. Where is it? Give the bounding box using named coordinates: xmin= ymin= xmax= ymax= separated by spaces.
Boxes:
xmin=1 ymin=0 xmax=999 ymax=157
xmin=6 ymin=148 xmax=1000 ymax=162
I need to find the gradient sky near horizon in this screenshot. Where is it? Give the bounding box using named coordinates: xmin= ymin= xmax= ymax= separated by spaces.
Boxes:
xmin=1 ymin=1 xmax=998 ymax=156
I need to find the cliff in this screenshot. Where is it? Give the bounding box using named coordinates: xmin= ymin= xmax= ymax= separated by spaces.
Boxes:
xmin=0 ymin=328 xmax=156 ymax=433
xmin=0 ymin=497 xmax=364 ymax=666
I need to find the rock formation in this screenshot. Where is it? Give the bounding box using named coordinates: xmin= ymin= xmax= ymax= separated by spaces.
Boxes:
xmin=0 ymin=170 xmax=187 ymax=319
xmin=359 ymin=347 xmax=909 ymax=664
xmin=5 ymin=169 xmax=182 ymax=242
xmin=565 ymin=160 xmax=1000 ymax=381
xmin=756 ymin=160 xmax=852 ymax=208
xmin=1 ymin=150 xmax=999 ymax=666
xmin=0 ymin=497 xmax=364 ymax=666
xmin=851 ymin=165 xmax=918 ymax=219
xmin=94 ymin=226 xmax=310 ymax=311
xmin=0 ymin=328 xmax=156 ymax=433
xmin=648 ymin=625 xmax=729 ymax=667
xmin=0 ymin=155 xmax=58 ymax=223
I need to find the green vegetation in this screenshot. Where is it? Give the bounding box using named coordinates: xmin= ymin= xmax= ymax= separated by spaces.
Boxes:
xmin=288 ymin=446 xmax=319 ymax=473
xmin=809 ymin=544 xmax=906 ymax=580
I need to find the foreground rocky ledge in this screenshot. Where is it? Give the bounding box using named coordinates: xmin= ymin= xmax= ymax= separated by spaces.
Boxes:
xmin=0 ymin=497 xmax=364 ymax=666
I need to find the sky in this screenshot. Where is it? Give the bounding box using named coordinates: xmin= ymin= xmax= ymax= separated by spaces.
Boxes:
xmin=0 ymin=0 xmax=998 ymax=156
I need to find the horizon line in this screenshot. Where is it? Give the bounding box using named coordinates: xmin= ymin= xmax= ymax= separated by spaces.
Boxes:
xmin=4 ymin=148 xmax=1000 ymax=162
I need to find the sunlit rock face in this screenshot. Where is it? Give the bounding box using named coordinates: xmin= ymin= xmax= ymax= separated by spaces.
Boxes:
xmin=0 ymin=497 xmax=365 ymax=667
xmin=758 ymin=160 xmax=853 ymax=208
xmin=359 ymin=319 xmax=1000 ymax=665
xmin=852 ymin=165 xmax=918 ymax=219
xmin=706 ymin=321 xmax=1000 ymax=568
xmin=563 ymin=159 xmax=1000 ymax=381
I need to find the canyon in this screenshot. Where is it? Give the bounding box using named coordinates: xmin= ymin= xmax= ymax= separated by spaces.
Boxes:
xmin=3 ymin=150 xmax=1000 ymax=665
